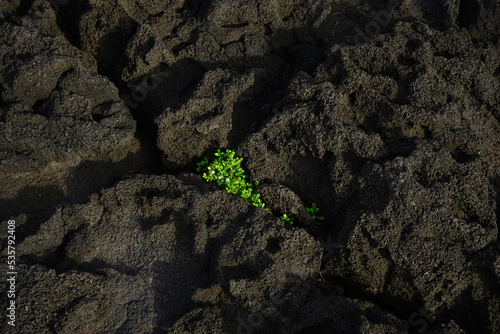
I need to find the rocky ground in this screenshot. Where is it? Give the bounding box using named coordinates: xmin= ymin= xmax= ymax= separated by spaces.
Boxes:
xmin=1 ymin=0 xmax=499 ymax=333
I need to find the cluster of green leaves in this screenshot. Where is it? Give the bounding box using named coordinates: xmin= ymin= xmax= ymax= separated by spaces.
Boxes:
xmin=280 ymin=214 xmax=294 ymax=225
xmin=196 ymin=149 xmax=266 ymax=208
xmin=281 ymin=203 xmax=324 ymax=225
xmin=306 ymin=202 xmax=324 ymax=223
xmin=196 ymin=149 xmax=327 ymax=226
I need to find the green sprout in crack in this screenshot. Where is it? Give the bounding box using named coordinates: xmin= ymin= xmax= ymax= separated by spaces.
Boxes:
xmin=280 ymin=214 xmax=294 ymax=225
xmin=196 ymin=149 xmax=266 ymax=209
xmin=306 ymin=202 xmax=324 ymax=224
xmin=196 ymin=150 xmax=326 ymax=226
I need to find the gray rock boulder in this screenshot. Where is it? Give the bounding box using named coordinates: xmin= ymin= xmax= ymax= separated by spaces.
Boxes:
xmin=0 ymin=12 xmax=141 ymax=223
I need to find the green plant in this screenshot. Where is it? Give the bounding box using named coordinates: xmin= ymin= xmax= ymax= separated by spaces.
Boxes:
xmin=196 ymin=149 xmax=266 ymax=208
xmin=196 ymin=150 xmax=327 ymax=226
xmin=306 ymin=202 xmax=324 ymax=224
xmin=280 ymin=213 xmax=294 ymax=225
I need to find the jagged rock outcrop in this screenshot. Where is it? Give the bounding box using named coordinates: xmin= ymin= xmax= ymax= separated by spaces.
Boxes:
xmin=0 ymin=0 xmax=499 ymax=333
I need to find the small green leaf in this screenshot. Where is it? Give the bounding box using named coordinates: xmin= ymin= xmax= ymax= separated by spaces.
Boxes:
xmin=281 ymin=214 xmax=294 ymax=224
xmin=306 ymin=203 xmax=324 ymax=222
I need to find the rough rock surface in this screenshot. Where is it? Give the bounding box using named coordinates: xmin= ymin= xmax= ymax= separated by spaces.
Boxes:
xmin=1 ymin=0 xmax=499 ymax=333
xmin=156 ymin=68 xmax=272 ymax=170
xmin=0 ymin=1 xmax=145 ymax=229
xmin=5 ymin=174 xmax=407 ymax=333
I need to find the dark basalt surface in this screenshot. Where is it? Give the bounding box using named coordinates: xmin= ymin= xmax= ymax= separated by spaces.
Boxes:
xmin=1 ymin=0 xmax=499 ymax=333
